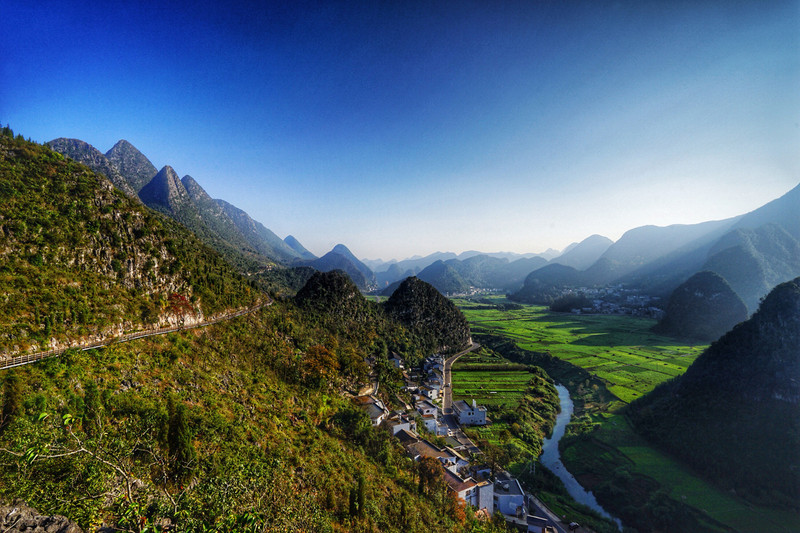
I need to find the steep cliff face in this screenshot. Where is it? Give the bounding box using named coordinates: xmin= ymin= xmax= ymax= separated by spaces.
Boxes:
xmin=384 ymin=277 xmax=471 ymax=353
xmin=630 ymin=277 xmax=800 ymax=507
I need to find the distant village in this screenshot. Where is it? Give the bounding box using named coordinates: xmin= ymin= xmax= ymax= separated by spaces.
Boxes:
xmin=354 ymin=353 xmax=565 ymax=533
xmin=563 ymin=286 xmax=665 ymax=320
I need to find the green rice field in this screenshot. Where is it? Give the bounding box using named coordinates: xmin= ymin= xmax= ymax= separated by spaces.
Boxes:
xmin=454 ymin=297 xmax=800 ymax=533
xmin=451 ymin=348 xmax=558 ymax=454
xmin=451 ymin=349 xmax=535 ymax=408
xmin=454 ymin=298 xmax=706 ymax=403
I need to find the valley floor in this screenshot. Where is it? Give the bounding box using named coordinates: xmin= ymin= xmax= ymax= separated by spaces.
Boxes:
xmin=454 ymin=297 xmax=800 ymax=533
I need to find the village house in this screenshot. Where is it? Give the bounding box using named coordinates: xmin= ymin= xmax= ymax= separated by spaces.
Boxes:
xmin=493 ymin=475 xmax=526 ymax=518
xmin=354 ymin=395 xmax=389 ymax=426
xmin=443 ymin=470 xmax=495 ymax=514
xmin=420 ymin=413 xmax=438 ymax=434
xmin=389 ymin=353 xmax=405 ymax=369
xmin=453 ymin=399 xmax=488 ymax=425
xmin=405 ymin=438 xmax=453 ymax=463
xmin=383 ymin=411 xmax=417 ymax=435
xmin=420 ymin=384 xmax=439 ymax=401
xmin=416 ymin=399 xmax=438 ymax=418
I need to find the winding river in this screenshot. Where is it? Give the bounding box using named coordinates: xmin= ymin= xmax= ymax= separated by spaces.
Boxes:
xmin=540 ymin=384 xmax=623 ymax=531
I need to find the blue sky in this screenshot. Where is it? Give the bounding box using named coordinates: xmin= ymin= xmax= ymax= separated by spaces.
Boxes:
xmin=2 ymin=1 xmax=798 ymax=260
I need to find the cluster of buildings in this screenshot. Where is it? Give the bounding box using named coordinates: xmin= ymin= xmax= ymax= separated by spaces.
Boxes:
xmin=562 ymin=286 xmax=665 ymax=319
xmin=354 ymin=354 xmax=559 ymax=532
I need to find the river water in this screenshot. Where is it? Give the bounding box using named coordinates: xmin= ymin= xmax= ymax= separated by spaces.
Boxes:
xmin=540 ymin=384 xmax=623 ymax=530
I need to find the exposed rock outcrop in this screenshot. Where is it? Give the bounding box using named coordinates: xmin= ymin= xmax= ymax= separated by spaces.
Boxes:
xmin=0 ymin=501 xmax=83 ymax=533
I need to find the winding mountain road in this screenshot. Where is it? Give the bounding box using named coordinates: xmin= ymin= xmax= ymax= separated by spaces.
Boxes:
xmin=0 ymin=301 xmax=270 ymax=371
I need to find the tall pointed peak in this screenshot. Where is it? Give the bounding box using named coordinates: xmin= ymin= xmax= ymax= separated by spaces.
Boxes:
xmin=181 ymin=175 xmax=213 ymax=203
xmin=105 ymin=139 xmax=157 ymax=193
xmin=139 ymin=165 xmax=189 ymax=211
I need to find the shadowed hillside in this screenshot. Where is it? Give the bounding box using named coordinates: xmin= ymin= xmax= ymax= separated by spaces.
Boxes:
xmin=653 ymin=271 xmax=748 ymax=341
xmin=629 ymin=277 xmax=800 ymax=508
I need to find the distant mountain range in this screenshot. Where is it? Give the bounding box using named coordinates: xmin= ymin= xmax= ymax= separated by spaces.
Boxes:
xmin=44 ymin=135 xmax=800 ymax=312
xmin=512 ymin=184 xmax=800 ymax=315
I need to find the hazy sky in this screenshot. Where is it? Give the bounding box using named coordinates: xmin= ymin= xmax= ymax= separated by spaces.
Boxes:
xmin=3 ymin=1 xmax=798 ymax=260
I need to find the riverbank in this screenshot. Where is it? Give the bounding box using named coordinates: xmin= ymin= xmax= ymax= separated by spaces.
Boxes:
xmin=541 ymin=385 xmax=622 ymax=530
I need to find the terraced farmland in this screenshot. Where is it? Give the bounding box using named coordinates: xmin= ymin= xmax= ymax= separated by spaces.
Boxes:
xmin=451 ymin=347 xmax=559 ymax=455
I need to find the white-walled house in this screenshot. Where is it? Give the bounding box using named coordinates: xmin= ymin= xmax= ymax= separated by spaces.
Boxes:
xmin=453 ymin=399 xmax=488 ymax=425
xmin=364 ymin=403 xmax=388 ymax=426
xmin=494 ymin=477 xmax=525 ymax=517
xmin=384 ymin=412 xmax=417 ymax=435
xmin=421 ymin=385 xmax=439 ymax=401
xmin=416 ymin=400 xmax=438 ymax=418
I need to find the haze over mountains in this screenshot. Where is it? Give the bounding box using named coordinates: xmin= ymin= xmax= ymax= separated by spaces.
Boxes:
xmin=46 ymin=135 xmax=800 ymax=322
xmin=512 ymin=184 xmax=800 ymax=315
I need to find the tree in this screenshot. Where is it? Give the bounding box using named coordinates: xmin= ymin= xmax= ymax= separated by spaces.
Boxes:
xmin=417 ymin=456 xmax=445 ymax=498
xmin=1 ymin=372 xmax=22 ymax=430
xmin=167 ymin=398 xmax=195 ymax=484
xmin=349 ymin=486 xmax=358 ymax=518
xmin=83 ymin=381 xmax=101 ymax=437
xmin=356 ymin=474 xmax=366 ymax=517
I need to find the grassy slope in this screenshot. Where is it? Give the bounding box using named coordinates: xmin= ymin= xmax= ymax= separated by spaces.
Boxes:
xmin=0 ymin=303 xmax=500 ymax=533
xmin=454 ymin=297 xmax=800 ymax=533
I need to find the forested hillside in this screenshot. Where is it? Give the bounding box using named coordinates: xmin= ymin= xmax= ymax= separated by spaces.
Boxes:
xmin=0 ymin=301 xmax=493 ymax=532
xmin=0 ymin=128 xmax=495 ymax=532
xmin=385 ymin=277 xmax=472 ymax=354
xmin=653 ymin=271 xmax=748 ymax=341
xmin=629 ymin=277 xmax=800 ymax=508
xmin=0 ymin=133 xmax=258 ymax=355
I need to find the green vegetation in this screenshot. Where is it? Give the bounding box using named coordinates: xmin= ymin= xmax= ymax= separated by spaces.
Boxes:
xmin=450 ymin=347 xmax=619 ymax=533
xmin=452 ymin=347 xmax=558 ymax=457
xmin=455 ymin=297 xmax=706 ymax=404
xmin=0 ymin=128 xmax=502 ymax=532
xmin=630 ymin=277 xmax=800 ymax=511
xmin=386 ymin=277 xmax=471 ymax=354
xmin=453 ymin=296 xmax=800 ymax=533
xmin=0 ymin=133 xmax=259 ymax=354
xmin=0 ymin=300 xmax=500 ymax=532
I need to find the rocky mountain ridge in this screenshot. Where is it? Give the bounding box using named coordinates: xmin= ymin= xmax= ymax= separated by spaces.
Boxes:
xmin=47 ymin=137 xmax=313 ymax=271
